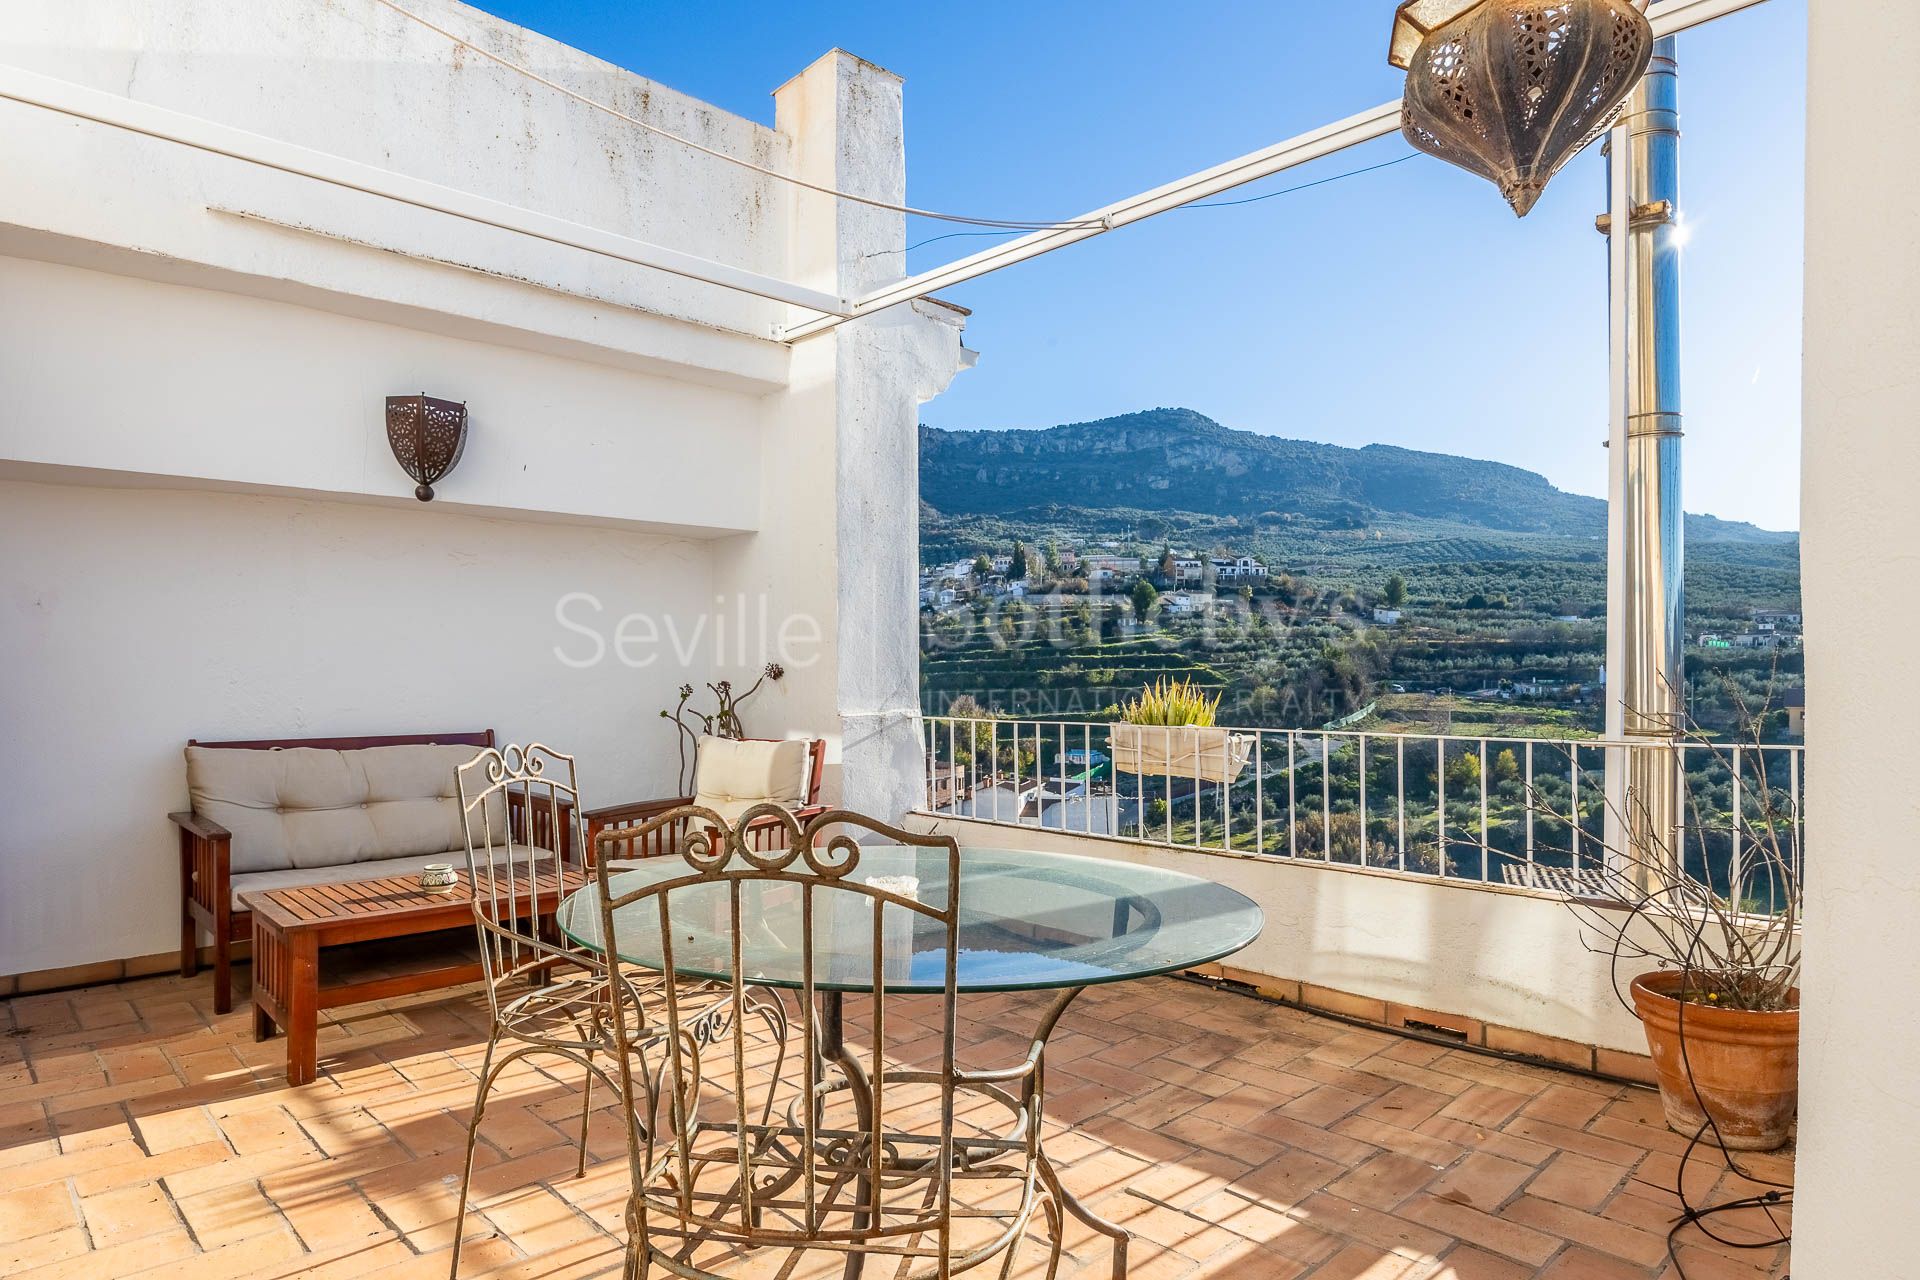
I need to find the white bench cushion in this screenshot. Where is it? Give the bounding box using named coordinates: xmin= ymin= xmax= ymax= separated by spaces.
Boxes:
xmin=187 ymin=743 xmax=500 ymax=874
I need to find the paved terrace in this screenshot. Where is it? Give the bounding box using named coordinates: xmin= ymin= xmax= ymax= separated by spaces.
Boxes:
xmin=0 ymin=972 xmax=1791 ymax=1279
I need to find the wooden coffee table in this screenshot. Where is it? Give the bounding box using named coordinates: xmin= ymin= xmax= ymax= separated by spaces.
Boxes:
xmin=245 ymin=868 xmax=584 ymax=1085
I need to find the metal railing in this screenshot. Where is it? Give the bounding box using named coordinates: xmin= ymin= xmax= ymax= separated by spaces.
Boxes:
xmin=920 ymin=716 xmax=1805 ymax=907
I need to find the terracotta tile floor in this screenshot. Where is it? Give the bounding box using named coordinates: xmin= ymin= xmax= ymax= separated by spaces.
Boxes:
xmin=0 ymin=969 xmax=1792 ymax=1279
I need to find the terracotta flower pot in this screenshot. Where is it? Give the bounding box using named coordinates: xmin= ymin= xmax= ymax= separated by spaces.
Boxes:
xmin=1630 ymin=970 xmax=1799 ymax=1151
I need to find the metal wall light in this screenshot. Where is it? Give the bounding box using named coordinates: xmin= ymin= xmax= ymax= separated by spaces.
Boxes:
xmin=385 ymin=394 xmax=468 ymax=501
xmin=1391 ymin=0 xmax=1654 ymax=216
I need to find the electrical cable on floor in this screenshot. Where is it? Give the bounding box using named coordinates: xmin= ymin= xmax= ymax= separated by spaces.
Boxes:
xmin=1660 ymin=931 xmax=1794 ymax=1280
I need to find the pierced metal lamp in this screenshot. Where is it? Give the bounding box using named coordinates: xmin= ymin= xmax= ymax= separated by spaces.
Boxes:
xmin=385 ymin=394 xmax=468 ymax=502
xmin=1390 ymin=0 xmax=1654 ymax=216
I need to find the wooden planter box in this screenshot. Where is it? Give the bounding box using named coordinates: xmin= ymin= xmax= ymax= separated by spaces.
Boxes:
xmin=1109 ymin=723 xmax=1253 ymax=785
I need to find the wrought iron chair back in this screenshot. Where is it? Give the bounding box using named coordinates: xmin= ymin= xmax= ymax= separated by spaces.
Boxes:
xmin=455 ymin=743 xmax=592 ymax=1022
xmin=593 ymin=805 xmax=1035 ymax=1279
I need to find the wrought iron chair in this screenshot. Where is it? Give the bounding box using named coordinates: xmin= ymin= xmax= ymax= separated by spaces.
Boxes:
xmin=592 ymin=804 xmax=1059 ymax=1280
xmin=448 ymin=743 xmax=617 ymax=1277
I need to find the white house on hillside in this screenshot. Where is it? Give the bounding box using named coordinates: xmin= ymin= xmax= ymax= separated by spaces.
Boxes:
xmin=1211 ymin=555 xmax=1269 ymax=581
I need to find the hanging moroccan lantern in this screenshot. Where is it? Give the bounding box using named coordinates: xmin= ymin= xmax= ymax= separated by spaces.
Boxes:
xmin=1390 ymin=0 xmax=1654 ymax=216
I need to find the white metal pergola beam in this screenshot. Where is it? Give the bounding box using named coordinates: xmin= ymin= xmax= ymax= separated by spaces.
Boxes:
xmin=0 ymin=64 xmax=853 ymax=327
xmin=779 ymin=0 xmax=1771 ymax=341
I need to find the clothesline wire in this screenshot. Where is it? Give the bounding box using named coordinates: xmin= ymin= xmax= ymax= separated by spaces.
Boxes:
xmin=870 ymin=152 xmax=1421 ymax=259
xmin=366 ymin=0 xmax=1108 ymax=231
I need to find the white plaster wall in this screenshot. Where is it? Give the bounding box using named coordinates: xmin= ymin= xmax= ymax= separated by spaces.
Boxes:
xmin=0 ymin=478 xmax=715 ymax=975
xmin=755 ymin=52 xmax=969 ymax=813
xmin=1793 ymin=2 xmax=1920 ymax=1274
xmin=0 ymin=255 xmax=764 ymax=534
xmin=0 ymin=11 xmax=968 ymax=977
xmin=0 ymin=0 xmax=795 ymax=344
xmin=914 ymin=817 xmax=1647 ymax=1054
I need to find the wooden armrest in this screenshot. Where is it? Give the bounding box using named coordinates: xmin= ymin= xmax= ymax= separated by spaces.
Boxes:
xmin=582 ymin=795 xmax=694 ymax=824
xmin=174 ymin=811 xmax=232 ymax=916
xmin=750 ymin=804 xmax=827 ymax=827
xmin=169 ymin=810 xmax=232 ymax=842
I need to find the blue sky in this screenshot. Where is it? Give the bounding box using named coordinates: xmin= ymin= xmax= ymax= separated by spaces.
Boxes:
xmin=470 ymin=1 xmax=1806 ymax=531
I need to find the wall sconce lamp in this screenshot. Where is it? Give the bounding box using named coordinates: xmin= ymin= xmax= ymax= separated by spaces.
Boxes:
xmin=385 ymin=394 xmax=468 ymax=501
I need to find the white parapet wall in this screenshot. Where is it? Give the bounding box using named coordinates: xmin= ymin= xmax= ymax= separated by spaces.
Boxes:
xmin=0 ymin=3 xmax=964 ymax=978
xmin=1794 ymin=1 xmax=1920 ymax=1275
xmin=910 ymin=814 xmax=1652 ymax=1056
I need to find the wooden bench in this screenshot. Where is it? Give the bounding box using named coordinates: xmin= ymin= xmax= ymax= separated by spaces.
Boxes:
xmin=172 ymin=730 xmax=580 ymax=1013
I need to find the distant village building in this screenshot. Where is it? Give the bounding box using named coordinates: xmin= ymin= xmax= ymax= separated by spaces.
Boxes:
xmin=1172 ymin=558 xmax=1206 ymax=584
xmin=1211 ymin=556 xmax=1269 ymax=582
xmin=1083 ymin=554 xmax=1139 ymax=583
xmin=1510 ymin=678 xmax=1570 ymax=698
xmin=1730 ymin=632 xmax=1785 ymax=650
xmin=1161 ymin=591 xmax=1206 ymax=616
xmin=1784 ymin=686 xmax=1807 ymax=738
xmin=1373 ymin=607 xmax=1403 ymax=625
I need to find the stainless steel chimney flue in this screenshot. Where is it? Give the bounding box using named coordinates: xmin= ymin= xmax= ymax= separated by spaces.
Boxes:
xmin=1604 ymin=38 xmax=1686 ymax=883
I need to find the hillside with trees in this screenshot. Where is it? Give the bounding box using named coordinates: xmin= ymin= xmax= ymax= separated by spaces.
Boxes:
xmin=918 ymin=409 xmax=1802 ymax=742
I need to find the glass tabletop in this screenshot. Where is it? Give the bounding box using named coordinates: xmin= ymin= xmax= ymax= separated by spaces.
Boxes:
xmin=555 ymin=845 xmax=1263 ymax=994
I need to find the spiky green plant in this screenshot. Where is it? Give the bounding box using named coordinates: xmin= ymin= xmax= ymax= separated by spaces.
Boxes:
xmin=1119 ymin=676 xmax=1221 ymax=727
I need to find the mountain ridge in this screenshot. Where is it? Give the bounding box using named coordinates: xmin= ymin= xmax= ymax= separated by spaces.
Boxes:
xmin=919 ymin=408 xmax=1794 ymax=544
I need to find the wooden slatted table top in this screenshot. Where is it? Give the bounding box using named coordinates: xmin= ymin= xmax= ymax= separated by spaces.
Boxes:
xmin=244 ymin=867 xmax=588 ymax=933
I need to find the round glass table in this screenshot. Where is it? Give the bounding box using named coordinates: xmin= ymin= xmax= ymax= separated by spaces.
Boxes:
xmin=554 ymin=844 xmax=1264 ymax=994
xmin=555 ymin=845 xmax=1263 ymax=1279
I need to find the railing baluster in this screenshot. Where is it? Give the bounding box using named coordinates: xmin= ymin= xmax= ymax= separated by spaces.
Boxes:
xmin=1223 ymin=731 xmax=1234 ymax=852
xmin=1524 ymin=740 xmax=1536 ymax=866
xmin=1135 ymin=730 xmax=1145 ymax=841
xmin=1436 ymin=735 xmax=1447 ymax=877
xmin=1569 ymin=744 xmax=1580 ymax=869
xmin=1396 ymin=736 xmax=1406 ymax=873
xmin=1287 ymin=732 xmax=1297 ymax=860
xmin=1789 ymin=744 xmax=1803 ymax=886
xmin=1479 ymin=738 xmax=1490 ymax=883
xmin=1013 ymin=722 xmax=1024 ymax=825
xmin=991 ymin=720 xmax=1001 ymax=823
xmin=1321 ymin=731 xmax=1332 ymax=861
xmin=1730 ymin=744 xmax=1745 ymax=905
xmin=1358 ymin=734 xmax=1368 ymax=867
xmin=1084 ymin=723 xmax=1095 ymax=836
xmin=1192 ymin=725 xmax=1203 ymax=851
xmin=1057 ymin=723 xmax=1068 ymax=833
xmin=1255 ymin=731 xmax=1266 ymax=857
xmin=1165 ymin=732 xmax=1175 ymax=846
xmin=1673 ymin=742 xmax=1689 ymax=875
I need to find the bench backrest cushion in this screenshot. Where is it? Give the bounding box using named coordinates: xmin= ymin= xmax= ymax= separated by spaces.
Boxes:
xmin=187 ymin=743 xmax=498 ymax=873
xmin=692 ymin=736 xmax=815 ymax=824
